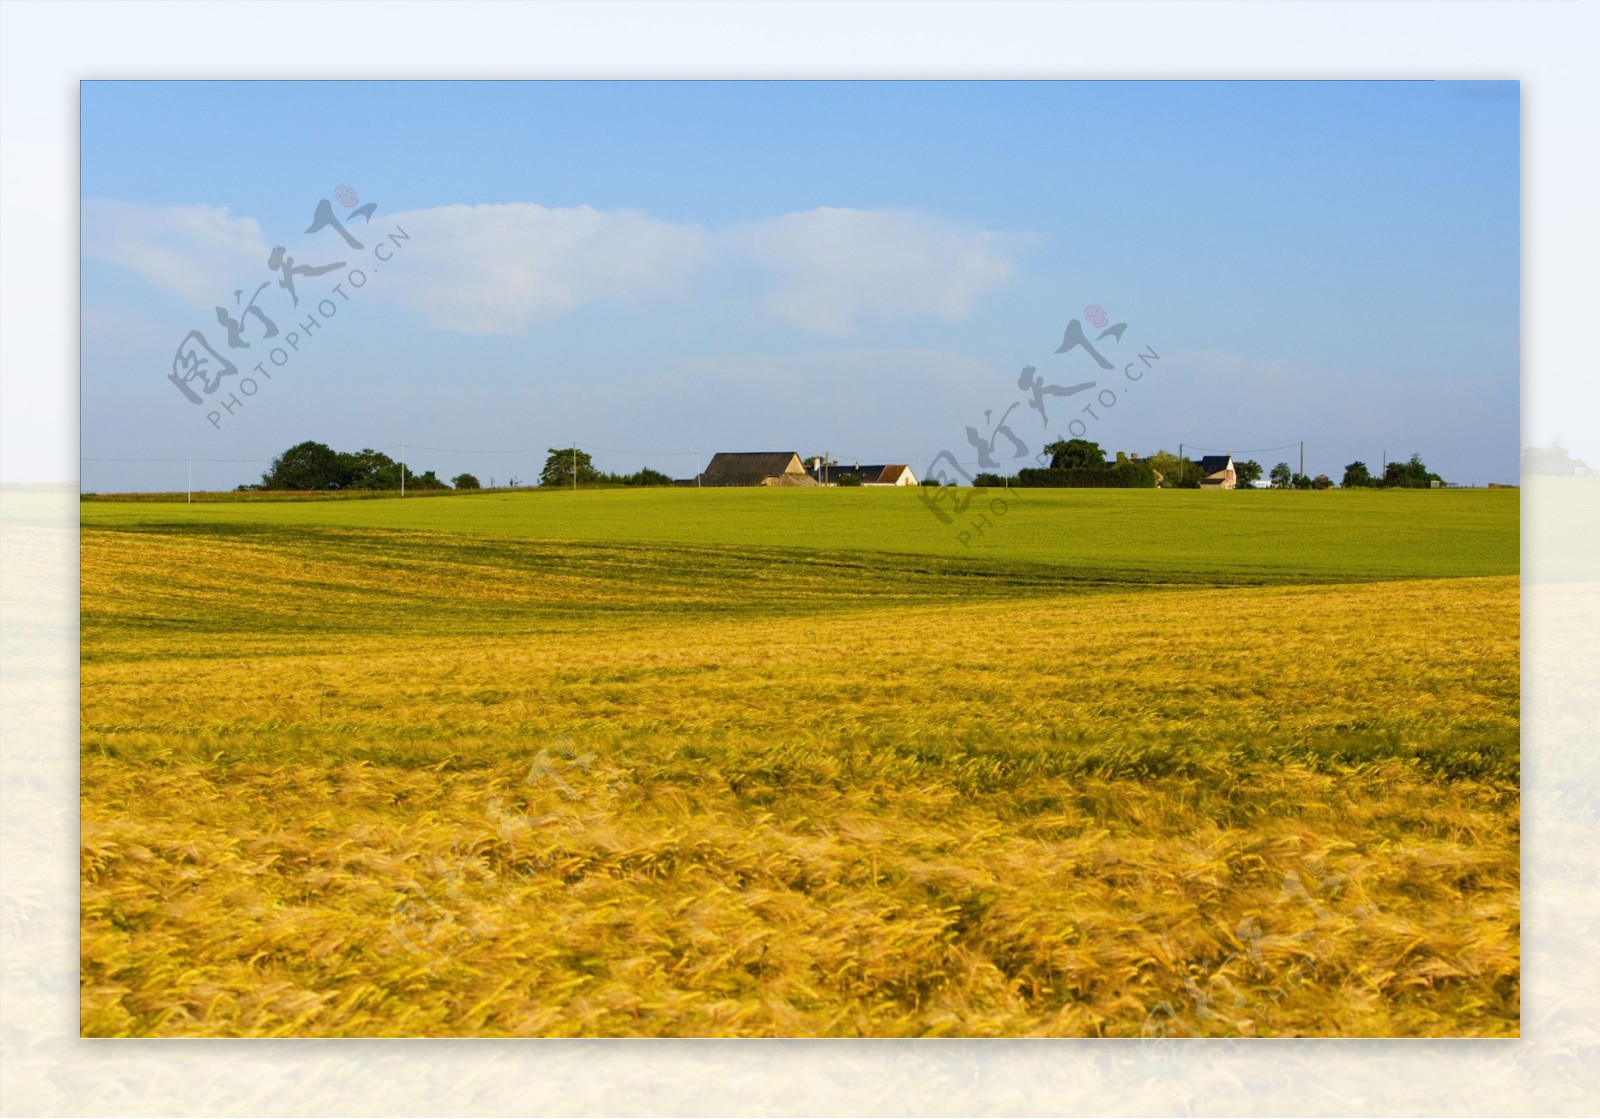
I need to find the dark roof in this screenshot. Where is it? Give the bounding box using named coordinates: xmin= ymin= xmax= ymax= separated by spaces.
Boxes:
xmin=1198 ymin=454 xmax=1233 ymax=475
xmin=703 ymin=452 xmax=804 ymax=478
xmin=805 ymin=462 xmax=909 ymax=484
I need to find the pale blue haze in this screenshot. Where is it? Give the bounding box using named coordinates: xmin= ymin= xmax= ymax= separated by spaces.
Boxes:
xmin=80 ymin=80 xmax=1519 ymax=491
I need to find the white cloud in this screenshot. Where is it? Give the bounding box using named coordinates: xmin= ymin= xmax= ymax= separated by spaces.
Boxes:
xmin=80 ymin=199 xmax=1028 ymax=339
xmin=371 ymin=202 xmax=712 ymax=335
xmin=80 ymin=199 xmax=271 ymax=307
xmin=730 ymin=207 xmax=1021 ymax=336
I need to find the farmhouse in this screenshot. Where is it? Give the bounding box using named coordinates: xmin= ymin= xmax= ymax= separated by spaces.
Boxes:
xmin=1198 ymin=454 xmax=1237 ymax=489
xmin=806 ymin=461 xmax=919 ymax=486
xmin=693 ymin=451 xmax=818 ymax=487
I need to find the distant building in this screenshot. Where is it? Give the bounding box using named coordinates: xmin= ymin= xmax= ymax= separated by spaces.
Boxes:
xmin=694 ymin=452 xmax=817 ymax=487
xmin=1198 ymin=454 xmax=1237 ymax=489
xmin=806 ymin=460 xmax=919 ymax=486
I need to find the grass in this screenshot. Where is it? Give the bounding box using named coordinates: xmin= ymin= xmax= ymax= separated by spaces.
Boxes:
xmin=80 ymin=488 xmax=1519 ymax=1036
xmin=80 ymin=485 xmax=1519 ymax=580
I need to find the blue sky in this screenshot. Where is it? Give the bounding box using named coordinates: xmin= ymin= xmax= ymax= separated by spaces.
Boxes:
xmin=80 ymin=80 xmax=1520 ymax=491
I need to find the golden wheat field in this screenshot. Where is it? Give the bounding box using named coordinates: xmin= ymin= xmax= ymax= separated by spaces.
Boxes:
xmin=80 ymin=494 xmax=1519 ymax=1037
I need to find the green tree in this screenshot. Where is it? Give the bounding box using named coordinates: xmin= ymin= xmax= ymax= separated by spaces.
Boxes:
xmin=1342 ymin=461 xmax=1374 ymax=488
xmin=1145 ymin=449 xmax=1203 ymax=489
xmin=1234 ymin=460 xmax=1263 ymax=488
xmin=338 ymin=447 xmax=402 ymax=489
xmin=451 ymin=473 xmax=481 ymax=490
xmin=621 ymin=467 xmax=673 ymax=487
xmin=262 ymin=441 xmax=349 ymax=490
xmin=406 ymin=469 xmax=448 ymax=490
xmin=835 ymin=473 xmax=863 ymax=487
xmin=1381 ymin=453 xmax=1441 ymax=489
xmin=1111 ymin=460 xmax=1158 ymax=488
xmin=1043 ymin=438 xmax=1106 ymax=470
xmin=1292 ymin=473 xmax=1313 ymax=490
xmin=1270 ymin=462 xmax=1293 ymax=489
xmin=1312 ymin=474 xmax=1333 ymax=490
xmin=539 ymin=447 xmax=601 ymax=488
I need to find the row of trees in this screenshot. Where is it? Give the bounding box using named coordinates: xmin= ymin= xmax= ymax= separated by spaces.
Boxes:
xmin=965 ymin=439 xmax=1445 ymax=490
xmin=1012 ymin=439 xmax=1160 ymax=488
xmin=1273 ymin=465 xmax=1332 ymax=489
xmin=1339 ymin=454 xmax=1442 ymax=489
xmin=255 ymin=440 xmax=1452 ymax=493
xmin=976 ymin=440 xmax=1247 ymax=489
xmin=535 ymin=447 xmax=673 ymax=488
xmin=257 ymin=442 xmax=453 ymax=491
xmin=254 ymin=442 xmax=676 ymax=492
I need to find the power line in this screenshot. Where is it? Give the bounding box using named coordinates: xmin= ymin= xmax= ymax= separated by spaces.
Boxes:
xmin=371 ymin=441 xmax=701 ymax=458
xmin=88 ymin=441 xmax=905 ymax=465
xmin=82 ymin=456 xmax=272 ymax=463
xmin=574 ymin=442 xmax=698 ymax=458
xmin=1179 ymin=441 xmax=1304 ymax=456
xmin=375 ymin=443 xmax=543 ymax=456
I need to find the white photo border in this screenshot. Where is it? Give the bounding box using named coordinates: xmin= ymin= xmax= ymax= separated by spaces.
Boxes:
xmin=4 ymin=2 xmax=1596 ymax=1114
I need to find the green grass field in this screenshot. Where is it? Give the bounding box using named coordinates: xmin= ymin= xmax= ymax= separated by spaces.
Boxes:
xmin=82 ymin=485 xmax=1518 ymax=580
xmin=81 ymin=487 xmax=1519 ymax=1036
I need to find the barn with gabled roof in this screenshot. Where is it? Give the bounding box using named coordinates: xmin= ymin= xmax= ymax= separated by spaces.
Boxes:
xmin=695 ymin=451 xmax=817 ymax=487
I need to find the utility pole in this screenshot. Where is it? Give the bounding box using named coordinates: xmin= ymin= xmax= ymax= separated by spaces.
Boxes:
xmin=572 ymin=443 xmax=578 ymax=491
xmin=187 ymin=458 xmax=192 ymax=504
xmin=400 ymin=444 xmax=406 ymax=497
xmin=696 ymin=449 xmax=700 ymax=488
xmin=1299 ymin=441 xmax=1304 ymax=481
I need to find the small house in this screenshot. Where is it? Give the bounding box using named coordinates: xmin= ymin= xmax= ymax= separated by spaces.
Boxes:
xmin=1198 ymin=454 xmax=1237 ymax=489
xmin=807 ymin=461 xmax=919 ymax=486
